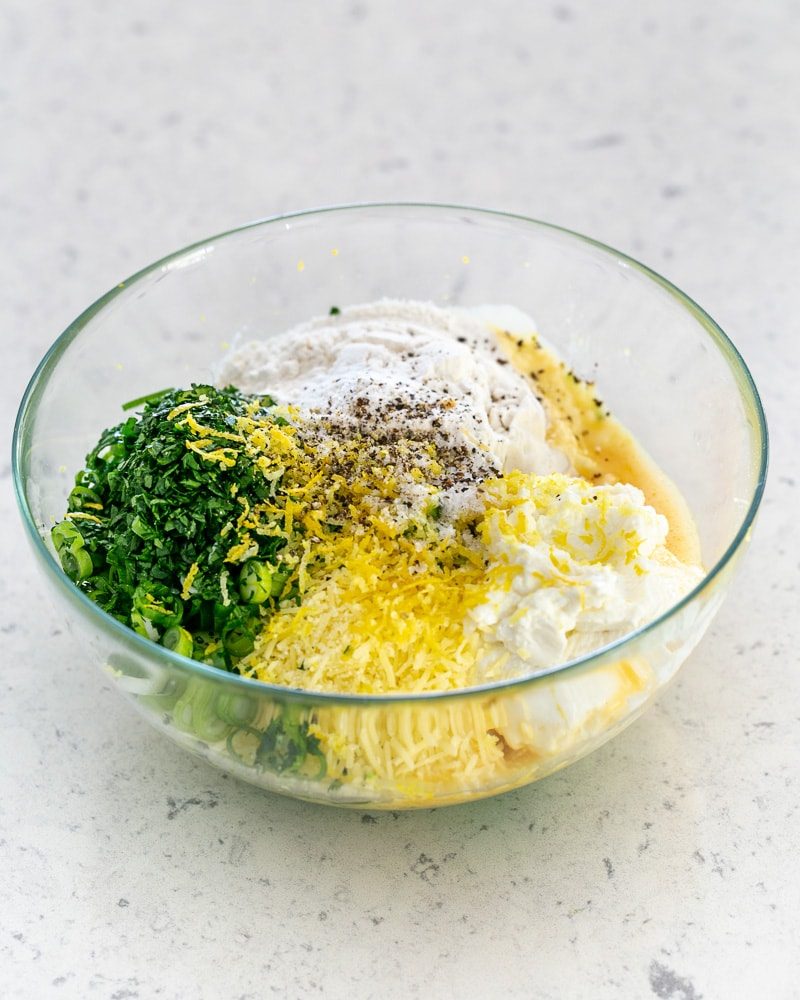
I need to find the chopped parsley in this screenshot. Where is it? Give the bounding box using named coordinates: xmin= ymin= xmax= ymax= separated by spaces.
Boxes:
xmin=52 ymin=385 xmax=299 ymax=671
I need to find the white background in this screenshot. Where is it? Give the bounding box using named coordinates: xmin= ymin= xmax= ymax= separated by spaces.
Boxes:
xmin=1 ymin=2 xmax=798 ymax=998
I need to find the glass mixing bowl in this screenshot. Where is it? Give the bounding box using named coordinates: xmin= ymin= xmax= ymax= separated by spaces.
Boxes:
xmin=13 ymin=204 xmax=767 ymax=808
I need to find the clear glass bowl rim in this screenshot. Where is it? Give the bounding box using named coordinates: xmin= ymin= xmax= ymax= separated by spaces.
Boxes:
xmin=12 ymin=201 xmax=769 ymax=706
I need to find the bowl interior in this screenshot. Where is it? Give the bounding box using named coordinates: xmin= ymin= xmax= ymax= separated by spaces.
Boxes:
xmin=15 ymin=204 xmax=766 ymax=675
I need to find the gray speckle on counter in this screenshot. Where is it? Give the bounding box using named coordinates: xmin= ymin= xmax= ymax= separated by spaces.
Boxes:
xmin=1 ymin=1 xmax=798 ymax=998
xmin=649 ymin=961 xmax=701 ymax=1000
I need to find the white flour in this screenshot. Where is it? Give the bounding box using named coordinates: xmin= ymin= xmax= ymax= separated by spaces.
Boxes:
xmin=217 ymin=299 xmax=568 ymax=520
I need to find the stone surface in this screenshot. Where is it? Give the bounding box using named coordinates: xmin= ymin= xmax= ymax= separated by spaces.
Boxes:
xmin=1 ymin=1 xmax=798 ymax=997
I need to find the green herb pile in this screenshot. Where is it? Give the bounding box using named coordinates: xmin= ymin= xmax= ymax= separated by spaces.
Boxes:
xmin=52 ymin=385 xmax=296 ymax=671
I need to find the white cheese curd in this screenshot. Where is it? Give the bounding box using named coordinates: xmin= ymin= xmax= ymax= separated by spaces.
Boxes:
xmin=468 ymin=474 xmax=704 ymax=680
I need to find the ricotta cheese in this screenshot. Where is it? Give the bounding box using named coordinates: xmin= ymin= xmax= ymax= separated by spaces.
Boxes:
xmin=469 ymin=472 xmax=704 ymax=679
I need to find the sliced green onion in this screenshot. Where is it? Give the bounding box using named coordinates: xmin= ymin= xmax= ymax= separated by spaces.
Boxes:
xmin=215 ymin=692 xmax=258 ymax=727
xmin=51 ymin=521 xmax=84 ymax=554
xmin=96 ymin=442 xmax=126 ymax=464
xmin=172 ymin=680 xmax=230 ymax=743
xmin=162 ymin=626 xmax=193 ymax=657
xmin=130 ymin=609 xmax=152 ymax=638
xmin=132 ymin=583 xmax=183 ymax=627
xmin=223 ymin=625 xmax=255 ymax=658
xmin=238 ymin=560 xmax=273 ymax=604
xmin=68 ymin=485 xmax=102 ymax=511
xmin=60 ymin=546 xmax=93 ymax=581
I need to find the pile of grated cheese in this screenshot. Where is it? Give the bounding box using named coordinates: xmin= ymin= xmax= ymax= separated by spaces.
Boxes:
xmin=241 ymin=524 xmax=488 ymax=694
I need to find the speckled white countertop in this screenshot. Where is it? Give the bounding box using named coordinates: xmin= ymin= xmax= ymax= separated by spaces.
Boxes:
xmin=2 ymin=2 xmax=798 ymax=998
